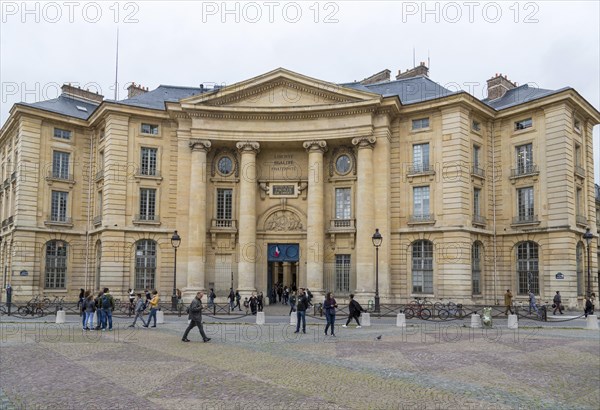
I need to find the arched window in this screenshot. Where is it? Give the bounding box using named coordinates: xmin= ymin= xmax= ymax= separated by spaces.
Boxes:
xmin=576 ymin=242 xmax=584 ymax=296
xmin=135 ymin=240 xmax=156 ymax=290
xmin=412 ymin=240 xmax=433 ymax=294
xmin=45 ymin=240 xmax=67 ymax=288
xmin=517 ymin=241 xmax=539 ymax=295
xmin=472 ymin=242 xmax=483 ymax=295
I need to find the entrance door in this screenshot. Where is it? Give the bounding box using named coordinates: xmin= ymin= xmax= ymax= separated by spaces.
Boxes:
xmin=267 ymin=244 xmax=299 ymax=303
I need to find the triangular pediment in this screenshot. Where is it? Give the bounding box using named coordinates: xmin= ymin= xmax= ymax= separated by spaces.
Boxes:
xmin=180 ymin=68 xmax=381 ymax=108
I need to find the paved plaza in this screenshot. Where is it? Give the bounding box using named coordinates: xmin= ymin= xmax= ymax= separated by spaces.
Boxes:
xmin=0 ymin=309 xmax=599 ymax=409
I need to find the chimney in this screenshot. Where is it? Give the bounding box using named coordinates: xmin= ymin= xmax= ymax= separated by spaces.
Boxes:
xmin=395 ymin=62 xmax=429 ymax=80
xmin=61 ymin=83 xmax=104 ymax=103
xmin=360 ymin=69 xmax=391 ymax=85
xmin=486 ymin=73 xmax=517 ymax=100
xmin=127 ymin=82 xmax=148 ymax=99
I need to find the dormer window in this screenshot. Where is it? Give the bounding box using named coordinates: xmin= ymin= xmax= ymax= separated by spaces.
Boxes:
xmin=472 ymin=120 xmax=481 ymax=132
xmin=141 ymin=123 xmax=159 ymax=135
xmin=514 ymin=118 xmax=532 ymax=131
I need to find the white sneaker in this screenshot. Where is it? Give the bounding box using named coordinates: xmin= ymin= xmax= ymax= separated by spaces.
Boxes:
xmin=342 ymin=325 xmax=347 ymax=328
xmin=356 ymin=326 xmax=362 ymax=329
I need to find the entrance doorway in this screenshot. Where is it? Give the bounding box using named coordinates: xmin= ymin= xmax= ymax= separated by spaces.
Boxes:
xmin=267 ymin=244 xmax=299 ymax=304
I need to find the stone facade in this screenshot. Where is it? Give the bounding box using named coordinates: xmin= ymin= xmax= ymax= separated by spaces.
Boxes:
xmin=0 ymin=68 xmax=598 ymax=308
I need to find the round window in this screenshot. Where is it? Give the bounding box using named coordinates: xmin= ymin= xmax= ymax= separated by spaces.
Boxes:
xmin=217 ymin=156 xmax=233 ymax=176
xmin=335 ymin=154 xmax=351 ymax=175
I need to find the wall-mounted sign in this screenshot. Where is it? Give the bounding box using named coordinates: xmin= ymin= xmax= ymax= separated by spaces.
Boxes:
xmin=555 ymin=272 xmax=564 ymax=280
xmin=270 ymin=184 xmax=297 ymax=198
xmin=19 ymin=270 xmax=28 ymax=276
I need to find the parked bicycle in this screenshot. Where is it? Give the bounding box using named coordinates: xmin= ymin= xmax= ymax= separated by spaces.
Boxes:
xmin=17 ymin=296 xmax=45 ymax=317
xmin=433 ymin=300 xmax=465 ymax=320
xmin=404 ymin=297 xmax=432 ymax=320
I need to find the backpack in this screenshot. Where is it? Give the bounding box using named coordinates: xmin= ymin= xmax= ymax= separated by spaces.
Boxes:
xmin=101 ymin=294 xmax=111 ymax=309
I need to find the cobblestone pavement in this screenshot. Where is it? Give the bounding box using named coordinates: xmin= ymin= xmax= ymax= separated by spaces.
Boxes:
xmin=0 ymin=313 xmax=599 ymax=409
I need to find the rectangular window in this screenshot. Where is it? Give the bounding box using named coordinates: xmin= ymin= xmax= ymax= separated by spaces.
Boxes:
xmin=412 ymin=117 xmax=430 ymax=130
xmin=412 ymin=143 xmax=430 ymax=173
xmin=515 ymin=143 xmax=533 ymax=174
xmin=472 ymin=120 xmax=481 ymax=132
xmin=216 ymin=188 xmax=233 ymax=221
xmin=51 ymin=191 xmax=68 ymax=222
xmin=473 ymin=145 xmax=481 ymax=169
xmin=575 ymin=144 xmax=582 ymax=167
xmin=335 ymin=254 xmax=351 ymax=293
xmin=139 ymin=188 xmax=156 ymax=221
xmin=141 ymin=123 xmax=159 ymax=135
xmin=472 ymin=244 xmax=481 ymax=295
xmin=45 ymin=241 xmax=67 ymax=289
xmin=97 ymin=190 xmax=103 ymax=215
xmin=140 ymin=147 xmax=158 ymax=176
xmin=514 ymin=118 xmax=532 ymax=131
xmin=335 ymin=188 xmax=351 ymax=219
xmin=99 ymin=128 xmax=105 ymax=140
xmin=574 ymin=118 xmax=581 ymax=133
xmin=474 ymin=188 xmax=481 ymax=216
xmin=52 ymin=151 xmax=70 ymax=180
xmin=517 ymin=187 xmax=534 ymax=222
xmin=576 ymin=188 xmax=583 ymax=216
xmin=412 ymin=241 xmax=433 ymax=294
xmin=53 ymin=128 xmax=71 ymax=140
xmin=413 ymin=186 xmax=430 ymax=217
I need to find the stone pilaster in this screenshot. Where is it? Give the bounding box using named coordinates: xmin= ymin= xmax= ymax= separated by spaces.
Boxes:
xmin=236 ymin=141 xmax=260 ymax=296
xmin=283 ymin=262 xmax=291 ymax=287
xmin=303 ymin=140 xmax=327 ymax=297
xmin=186 ymin=139 xmax=211 ymax=296
xmin=352 ymin=135 xmax=376 ymax=298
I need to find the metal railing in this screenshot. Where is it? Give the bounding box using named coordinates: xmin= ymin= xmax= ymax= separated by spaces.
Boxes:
xmin=135 ymin=170 xmax=162 ymax=178
xmin=330 ymin=219 xmax=355 ymax=229
xmin=512 ymin=214 xmax=539 ymax=224
xmin=47 ymin=170 xmax=75 ymax=182
xmin=472 ymin=214 xmax=486 ymax=225
xmin=574 ymin=165 xmax=586 ymax=177
xmin=471 ymin=166 xmax=485 ymax=178
xmin=211 ymin=219 xmax=237 ymax=229
xmin=576 ymin=215 xmax=588 ymax=226
xmin=93 ymin=215 xmax=102 ymax=225
xmin=134 ymin=214 xmax=160 ymax=223
xmin=510 ymin=164 xmax=538 ymax=178
xmin=46 ymin=216 xmax=73 ymax=224
xmin=406 ymin=164 xmax=435 ymax=175
xmin=408 ymin=213 xmax=435 ymax=223
xmin=95 ymin=169 xmax=104 ymax=180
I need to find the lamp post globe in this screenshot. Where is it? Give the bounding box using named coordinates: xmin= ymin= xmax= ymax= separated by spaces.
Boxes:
xmin=171 ymin=230 xmax=181 ymax=310
xmin=372 ymin=228 xmax=383 ymax=313
xmin=582 ymin=228 xmax=593 ymax=299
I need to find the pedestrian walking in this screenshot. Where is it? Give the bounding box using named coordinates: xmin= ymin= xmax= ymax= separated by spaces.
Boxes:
xmin=584 ymin=296 xmax=594 ymax=318
xmin=343 ymin=294 xmax=366 ymax=328
xmin=294 ymin=288 xmax=308 ymax=334
xmin=553 ymin=291 xmax=564 ymax=315
xmin=77 ymin=288 xmax=85 ymax=328
xmin=289 ymin=292 xmax=296 ymax=315
xmin=234 ymin=290 xmax=242 ymax=311
xmin=257 ymin=292 xmax=264 ymax=312
xmin=208 ymin=288 xmax=216 ymax=308
xmin=182 ymin=291 xmax=211 ymax=343
xmin=528 ymin=290 xmax=539 ymax=316
xmin=129 ymin=293 xmax=147 ymax=327
xmin=144 ymin=290 xmax=160 ymax=328
xmin=323 ymin=292 xmax=338 ymax=336
xmin=504 ymin=289 xmax=514 ymax=315
xmin=228 ymin=288 xmax=235 ymax=311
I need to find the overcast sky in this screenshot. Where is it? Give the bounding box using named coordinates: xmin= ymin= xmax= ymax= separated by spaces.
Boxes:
xmin=1 ymin=0 xmax=598 ymax=181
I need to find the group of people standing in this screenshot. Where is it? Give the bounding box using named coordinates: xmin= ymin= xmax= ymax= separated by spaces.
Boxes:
xmin=77 ymin=288 xmax=160 ymax=330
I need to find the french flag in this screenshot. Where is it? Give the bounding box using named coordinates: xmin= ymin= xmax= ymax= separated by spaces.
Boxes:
xmin=274 ymin=245 xmax=280 ymax=257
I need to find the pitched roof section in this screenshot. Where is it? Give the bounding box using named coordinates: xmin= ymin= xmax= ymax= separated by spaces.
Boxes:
xmin=341 ymin=76 xmax=457 ymax=104
xmin=21 ymin=95 xmax=100 ymax=120
xmin=482 ymin=84 xmax=569 ymax=110
xmin=118 ymin=85 xmax=207 ymax=109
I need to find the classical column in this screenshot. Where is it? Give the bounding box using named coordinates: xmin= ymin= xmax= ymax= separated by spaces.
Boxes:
xmin=283 ymin=262 xmax=291 ymax=287
xmin=236 ymin=141 xmax=260 ymax=296
xmin=352 ymin=135 xmax=376 ymax=296
xmin=186 ymin=139 xmax=211 ymax=295
xmin=303 ymin=140 xmax=327 ymax=296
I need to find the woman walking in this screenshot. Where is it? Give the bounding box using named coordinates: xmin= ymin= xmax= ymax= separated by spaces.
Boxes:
xmin=323 ymin=292 xmax=338 ymax=336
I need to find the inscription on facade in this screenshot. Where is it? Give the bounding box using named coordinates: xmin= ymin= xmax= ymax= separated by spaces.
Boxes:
xmin=272 ymin=185 xmax=295 ymax=196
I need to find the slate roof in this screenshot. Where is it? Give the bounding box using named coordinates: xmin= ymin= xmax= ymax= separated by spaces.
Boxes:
xmin=482 ymin=84 xmax=568 ymax=110
xmin=20 ymin=76 xmax=570 ymax=120
xmin=20 ymin=95 xmax=100 ymax=120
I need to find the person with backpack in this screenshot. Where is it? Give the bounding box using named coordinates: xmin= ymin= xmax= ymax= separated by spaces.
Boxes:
xmin=94 ymin=291 xmax=104 ymax=330
xmin=129 ymin=293 xmax=147 ymax=327
xmin=228 ymin=288 xmax=235 ymax=311
xmin=182 ymin=291 xmax=210 ymax=343
xmin=143 ymin=290 xmax=160 ymax=328
xmin=294 ymin=288 xmax=308 ymax=334
xmin=234 ymin=290 xmax=242 ymax=311
xmin=343 ymin=294 xmax=366 ymax=328
xmin=100 ymin=287 xmax=115 ymax=331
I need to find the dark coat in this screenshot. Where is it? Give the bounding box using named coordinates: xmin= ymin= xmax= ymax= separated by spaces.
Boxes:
xmin=296 ymin=294 xmax=308 ymax=311
xmin=324 ymin=298 xmax=337 ymax=314
xmin=188 ymin=297 xmax=204 ymax=322
xmin=349 ymin=299 xmax=364 ymax=317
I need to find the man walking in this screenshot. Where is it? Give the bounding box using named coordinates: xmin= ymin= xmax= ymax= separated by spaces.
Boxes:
xmin=294 ymin=288 xmax=308 ymax=334
xmin=343 ymin=294 xmax=366 ymax=328
xmin=504 ymin=289 xmax=514 ymax=315
xmin=553 ymin=291 xmax=564 ymax=315
xmin=182 ymin=291 xmax=211 ymax=343
xmin=528 ymin=290 xmax=539 ymax=316
xmin=129 ymin=293 xmax=147 ymax=327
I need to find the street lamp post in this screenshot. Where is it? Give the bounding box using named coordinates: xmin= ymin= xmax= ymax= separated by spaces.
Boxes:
xmin=372 ymin=228 xmax=383 ymax=313
xmin=583 ymin=227 xmax=593 ymax=299
xmin=171 ymin=230 xmax=181 ymax=310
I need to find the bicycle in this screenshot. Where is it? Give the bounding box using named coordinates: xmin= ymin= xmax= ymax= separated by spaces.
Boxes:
xmin=115 ymin=299 xmax=135 ymax=317
xmin=17 ymin=296 xmax=45 ymax=317
xmin=434 ymin=300 xmax=461 ymax=320
xmin=404 ymin=297 xmax=432 ymax=320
